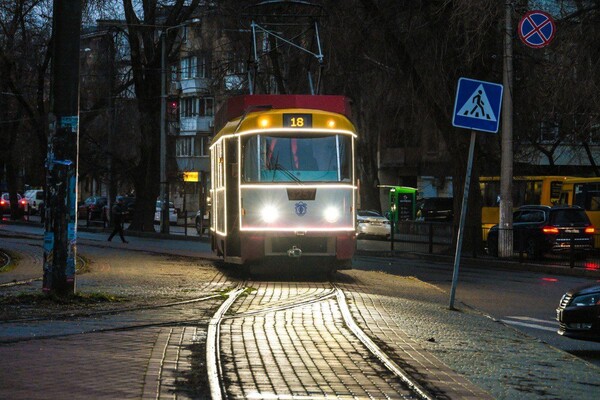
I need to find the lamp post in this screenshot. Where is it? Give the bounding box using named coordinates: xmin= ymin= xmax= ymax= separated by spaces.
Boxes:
xmin=160 ymin=18 xmax=200 ymax=234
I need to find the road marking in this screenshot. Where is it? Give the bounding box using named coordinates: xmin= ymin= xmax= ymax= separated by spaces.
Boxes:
xmin=504 ymin=316 xmax=555 ymax=323
xmin=501 ymin=316 xmax=557 ymax=332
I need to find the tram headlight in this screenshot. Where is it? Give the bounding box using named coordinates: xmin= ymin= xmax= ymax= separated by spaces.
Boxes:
xmin=324 ymin=206 xmax=340 ymax=223
xmin=261 ymin=205 xmax=279 ymax=223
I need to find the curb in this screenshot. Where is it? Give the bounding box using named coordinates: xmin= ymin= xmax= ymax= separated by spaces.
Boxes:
xmin=355 ymin=249 xmax=600 ymax=279
xmin=0 ymin=218 xmax=210 ymax=243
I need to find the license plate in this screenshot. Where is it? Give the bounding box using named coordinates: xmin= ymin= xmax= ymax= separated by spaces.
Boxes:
xmin=564 ymin=229 xmax=579 ymax=233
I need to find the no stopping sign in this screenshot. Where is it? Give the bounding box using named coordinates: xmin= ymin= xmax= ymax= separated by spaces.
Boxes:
xmin=518 ymin=10 xmax=556 ymax=49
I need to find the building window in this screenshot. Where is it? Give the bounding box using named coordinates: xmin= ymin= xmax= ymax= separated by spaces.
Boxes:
xmin=227 ymin=51 xmax=245 ymax=75
xmin=540 ymin=120 xmax=559 ymax=143
xmin=590 ymin=123 xmax=600 ymax=144
xmin=181 ymin=56 xmax=198 ymax=79
xmin=198 ymin=53 xmax=211 ymax=78
xmin=180 ymin=97 xmax=214 ymax=117
xmin=176 ymin=135 xmax=210 ymax=157
xmin=199 ymin=135 xmax=210 ymax=156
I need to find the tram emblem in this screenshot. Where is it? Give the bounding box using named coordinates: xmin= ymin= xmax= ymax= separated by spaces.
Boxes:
xmin=294 ymin=202 xmax=308 ymax=217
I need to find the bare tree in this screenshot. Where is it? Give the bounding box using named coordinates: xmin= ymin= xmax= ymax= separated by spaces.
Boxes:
xmin=120 ymin=0 xmax=201 ymax=231
xmin=0 ymin=0 xmax=53 ymax=219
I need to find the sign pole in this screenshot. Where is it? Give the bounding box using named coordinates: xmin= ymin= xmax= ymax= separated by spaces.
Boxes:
xmin=449 ymin=131 xmax=477 ymax=310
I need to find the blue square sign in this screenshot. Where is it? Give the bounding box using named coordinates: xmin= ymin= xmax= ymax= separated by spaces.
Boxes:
xmin=452 ymin=78 xmax=503 ymax=133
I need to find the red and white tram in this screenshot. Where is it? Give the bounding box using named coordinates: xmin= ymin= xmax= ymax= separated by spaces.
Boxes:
xmin=209 ymin=94 xmax=357 ymax=271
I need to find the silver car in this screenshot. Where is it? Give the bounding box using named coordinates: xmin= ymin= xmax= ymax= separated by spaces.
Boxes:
xmin=154 ymin=201 xmax=178 ymax=225
xmin=356 ymin=209 xmax=391 ymax=239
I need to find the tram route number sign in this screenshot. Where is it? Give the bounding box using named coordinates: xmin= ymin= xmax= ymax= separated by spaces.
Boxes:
xmin=283 ymin=113 xmax=312 ymax=128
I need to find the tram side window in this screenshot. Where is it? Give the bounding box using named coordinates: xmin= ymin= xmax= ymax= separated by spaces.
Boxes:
xmin=242 ymin=136 xmax=259 ymax=182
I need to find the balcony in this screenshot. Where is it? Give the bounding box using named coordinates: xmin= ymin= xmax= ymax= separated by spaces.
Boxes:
xmin=168 ymin=81 xmax=181 ymax=95
xmin=180 ymin=116 xmax=213 ymax=134
xmin=180 ymin=78 xmax=209 ymax=95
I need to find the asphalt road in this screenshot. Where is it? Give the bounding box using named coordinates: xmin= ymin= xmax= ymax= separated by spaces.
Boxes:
xmin=354 ymin=239 xmax=600 ymax=367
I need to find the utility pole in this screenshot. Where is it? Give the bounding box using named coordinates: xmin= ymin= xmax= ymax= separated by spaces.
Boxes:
xmin=160 ymin=31 xmax=170 ymax=234
xmin=43 ymin=0 xmax=82 ymax=296
xmin=499 ymin=0 xmax=514 ymax=258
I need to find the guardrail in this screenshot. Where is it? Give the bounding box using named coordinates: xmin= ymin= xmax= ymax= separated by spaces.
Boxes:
xmin=388 ymin=221 xmax=600 ymax=271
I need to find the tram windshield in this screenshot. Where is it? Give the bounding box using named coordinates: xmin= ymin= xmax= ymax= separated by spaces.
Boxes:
xmin=242 ymin=134 xmax=352 ymax=183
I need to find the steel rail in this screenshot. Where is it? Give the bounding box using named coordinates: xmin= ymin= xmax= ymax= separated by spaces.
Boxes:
xmin=206 ymin=287 xmax=245 ymax=400
xmin=333 ymin=283 xmax=436 ymax=400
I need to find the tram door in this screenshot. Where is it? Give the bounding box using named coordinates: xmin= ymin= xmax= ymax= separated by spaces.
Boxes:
xmin=225 ymin=140 xmax=241 ymax=257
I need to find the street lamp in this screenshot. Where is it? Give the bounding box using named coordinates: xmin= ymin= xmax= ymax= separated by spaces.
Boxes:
xmin=160 ymin=18 xmax=200 ymax=234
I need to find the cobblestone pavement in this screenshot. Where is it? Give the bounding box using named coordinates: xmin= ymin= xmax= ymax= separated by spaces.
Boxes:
xmin=2 ymin=227 xmax=600 ymax=399
xmin=221 ymin=281 xmax=417 ymax=399
xmin=337 ymin=270 xmax=600 ymax=400
xmin=0 ymin=234 xmax=234 ymax=399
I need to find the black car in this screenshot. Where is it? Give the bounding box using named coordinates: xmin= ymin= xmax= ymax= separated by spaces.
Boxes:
xmin=416 ymin=197 xmax=454 ymax=222
xmin=487 ymin=205 xmax=594 ymax=259
xmin=78 ymin=196 xmax=108 ymax=220
xmin=556 ymin=283 xmax=600 ymax=342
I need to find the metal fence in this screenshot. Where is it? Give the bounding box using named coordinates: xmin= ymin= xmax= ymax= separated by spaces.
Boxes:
xmin=390 ymin=221 xmax=600 ymax=271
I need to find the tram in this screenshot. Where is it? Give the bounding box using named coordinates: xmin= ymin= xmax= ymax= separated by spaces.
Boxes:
xmin=209 ymin=94 xmax=357 ymax=270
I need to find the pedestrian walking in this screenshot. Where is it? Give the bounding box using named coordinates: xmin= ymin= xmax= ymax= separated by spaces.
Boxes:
xmin=107 ymin=196 xmax=128 ymax=243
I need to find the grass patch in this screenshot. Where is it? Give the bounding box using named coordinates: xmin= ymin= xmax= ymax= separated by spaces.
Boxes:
xmin=0 ymin=291 xmax=127 ymax=306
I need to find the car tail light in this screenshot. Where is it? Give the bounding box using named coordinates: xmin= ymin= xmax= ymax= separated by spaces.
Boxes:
xmin=20 ymin=200 xmax=26 ymax=205
xmin=585 ymin=226 xmax=595 ymax=234
xmin=0 ymin=200 xmax=5 ymax=206
xmin=542 ymin=226 xmax=559 ymax=234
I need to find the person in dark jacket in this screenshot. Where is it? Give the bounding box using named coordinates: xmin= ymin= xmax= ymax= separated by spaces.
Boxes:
xmin=107 ymin=196 xmax=128 ymax=243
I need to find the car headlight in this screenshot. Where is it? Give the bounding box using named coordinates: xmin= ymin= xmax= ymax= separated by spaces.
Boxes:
xmin=570 ymin=293 xmax=600 ymax=307
xmin=324 ymin=207 xmax=340 ymax=223
xmin=261 ymin=205 xmax=279 ymax=223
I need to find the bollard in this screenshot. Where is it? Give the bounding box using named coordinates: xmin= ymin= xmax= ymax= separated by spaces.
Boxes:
xmin=570 ymin=234 xmax=575 ymax=268
xmin=518 ymin=229 xmax=524 ymax=263
xmin=184 ymin=211 xmax=188 ymax=237
xmin=428 ymin=223 xmax=433 ymax=254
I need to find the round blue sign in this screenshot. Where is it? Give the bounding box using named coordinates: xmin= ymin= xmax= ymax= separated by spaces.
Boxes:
xmin=518 ymin=10 xmax=556 ymax=49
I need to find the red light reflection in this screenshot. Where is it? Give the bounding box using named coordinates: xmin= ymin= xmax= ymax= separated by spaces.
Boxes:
xmin=583 ymin=262 xmax=600 ymax=272
xmin=541 ymin=277 xmax=558 ymax=282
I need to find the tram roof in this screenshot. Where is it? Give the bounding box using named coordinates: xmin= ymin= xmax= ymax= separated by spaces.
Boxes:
xmin=214 ymin=94 xmax=352 ymax=132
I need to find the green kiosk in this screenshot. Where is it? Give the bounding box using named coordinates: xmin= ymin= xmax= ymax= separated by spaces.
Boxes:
xmin=388 ymin=186 xmax=418 ymax=230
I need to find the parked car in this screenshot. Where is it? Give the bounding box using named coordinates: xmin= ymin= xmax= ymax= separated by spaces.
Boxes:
xmin=416 ymin=197 xmax=454 ymax=222
xmin=556 ymin=283 xmax=600 ymax=342
xmin=356 ymin=209 xmax=391 ymax=240
xmin=24 ymin=189 xmax=44 ymax=215
xmin=78 ymin=196 xmax=108 ymax=220
xmin=487 ymin=205 xmax=594 ymax=259
xmin=0 ymin=193 xmax=27 ymax=215
xmin=154 ymin=200 xmax=177 ymax=225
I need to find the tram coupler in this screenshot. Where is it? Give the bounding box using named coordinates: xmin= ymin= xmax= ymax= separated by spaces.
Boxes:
xmin=287 ymin=245 xmax=302 ymax=258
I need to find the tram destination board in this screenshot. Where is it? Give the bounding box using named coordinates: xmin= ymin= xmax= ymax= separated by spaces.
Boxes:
xmin=283 ymin=113 xmax=312 ymax=128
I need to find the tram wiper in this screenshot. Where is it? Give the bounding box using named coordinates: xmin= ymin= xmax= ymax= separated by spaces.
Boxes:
xmin=272 ymin=163 xmax=302 ymax=184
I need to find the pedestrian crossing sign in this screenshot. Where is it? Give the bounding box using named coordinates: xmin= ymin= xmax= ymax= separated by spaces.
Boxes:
xmin=452 ymin=77 xmax=503 ymax=133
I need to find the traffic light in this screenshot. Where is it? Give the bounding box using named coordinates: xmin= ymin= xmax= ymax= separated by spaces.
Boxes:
xmin=167 ymin=97 xmax=179 ymax=121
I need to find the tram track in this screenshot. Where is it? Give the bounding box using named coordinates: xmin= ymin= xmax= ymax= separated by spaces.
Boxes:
xmin=206 ymin=279 xmax=436 ymax=400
